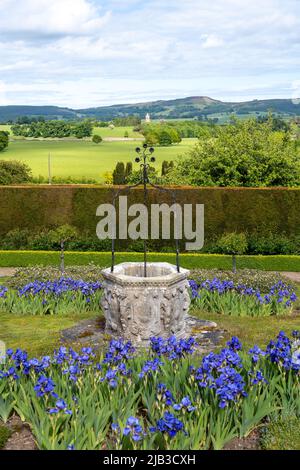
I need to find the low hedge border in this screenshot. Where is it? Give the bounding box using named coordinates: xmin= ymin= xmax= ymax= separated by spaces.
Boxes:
xmin=0 ymin=251 xmax=299 ymax=271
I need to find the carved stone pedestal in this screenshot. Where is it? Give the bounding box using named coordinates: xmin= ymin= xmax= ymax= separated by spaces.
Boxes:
xmin=101 ymin=262 xmax=190 ymax=346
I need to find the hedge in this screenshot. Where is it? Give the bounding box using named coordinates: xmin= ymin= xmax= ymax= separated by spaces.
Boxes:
xmin=0 ymin=251 xmax=299 ymax=271
xmin=0 ymin=186 xmax=299 ymax=242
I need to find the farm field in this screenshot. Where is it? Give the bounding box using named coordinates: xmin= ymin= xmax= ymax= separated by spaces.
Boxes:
xmin=92 ymin=126 xmax=142 ymax=138
xmin=0 ymin=124 xmax=11 ymax=133
xmin=0 ymin=138 xmax=197 ymax=182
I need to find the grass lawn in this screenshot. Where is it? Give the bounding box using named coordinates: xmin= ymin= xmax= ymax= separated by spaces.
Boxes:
xmin=0 ymin=138 xmax=197 ymax=182
xmin=0 ymin=312 xmax=98 ymax=356
xmin=92 ymin=126 xmax=142 ymax=138
xmin=194 ymin=311 xmax=300 ymax=350
xmin=0 ymin=124 xmax=11 ymax=134
xmin=1 ymin=309 xmax=299 ymax=357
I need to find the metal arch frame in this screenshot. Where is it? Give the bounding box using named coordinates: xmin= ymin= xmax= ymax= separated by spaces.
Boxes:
xmin=111 ymin=144 xmax=180 ymax=276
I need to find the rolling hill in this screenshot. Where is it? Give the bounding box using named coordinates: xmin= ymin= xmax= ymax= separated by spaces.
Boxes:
xmin=0 ymin=96 xmax=300 ymax=122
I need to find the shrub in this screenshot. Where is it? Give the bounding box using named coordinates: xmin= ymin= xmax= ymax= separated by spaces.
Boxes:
xmin=0 ymin=187 xmax=299 ymax=241
xmin=0 ymin=160 xmax=32 ymax=185
xmin=161 ymin=160 xmax=174 ymax=176
xmin=217 ymin=233 xmax=248 ymax=272
xmin=248 ymin=233 xmax=300 ymax=255
xmin=31 ymin=175 xmax=97 ymax=184
xmin=0 ymin=131 xmax=9 ymax=152
xmin=1 ymin=228 xmax=30 ymax=250
xmin=103 ymin=171 xmax=113 ymax=185
xmin=125 ymin=162 xmax=133 ymax=181
xmin=0 ymin=251 xmax=299 ymax=271
xmin=92 ymin=134 xmax=102 ymax=144
xmin=168 ymin=117 xmax=300 ymax=187
xmin=112 ymin=162 xmax=125 ymax=184
xmin=48 ymin=225 xmax=78 ymax=246
xmin=159 ymin=130 xmax=173 ymax=146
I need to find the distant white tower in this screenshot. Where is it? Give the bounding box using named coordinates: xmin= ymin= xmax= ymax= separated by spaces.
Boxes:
xmin=145 ymin=113 xmax=151 ymax=123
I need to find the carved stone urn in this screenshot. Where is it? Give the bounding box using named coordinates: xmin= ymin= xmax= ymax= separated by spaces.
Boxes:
xmin=101 ymin=262 xmax=191 ymax=346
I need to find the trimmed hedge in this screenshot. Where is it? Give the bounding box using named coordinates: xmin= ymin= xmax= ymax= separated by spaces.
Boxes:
xmin=0 ymin=186 xmax=299 ymax=240
xmin=0 ymin=251 xmax=299 ymax=271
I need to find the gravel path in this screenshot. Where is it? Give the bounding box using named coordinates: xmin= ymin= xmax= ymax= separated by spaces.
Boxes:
xmin=281 ymin=272 xmax=300 ymax=283
xmin=0 ymin=268 xmax=17 ymax=277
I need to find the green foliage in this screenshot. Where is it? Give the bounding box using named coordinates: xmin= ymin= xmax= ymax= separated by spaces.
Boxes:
xmin=161 ymin=160 xmax=174 ymax=176
xmin=0 ymin=334 xmax=299 ymax=450
xmin=124 ymin=162 xmax=133 ymax=180
xmin=11 ymin=120 xmax=93 ymax=139
xmin=0 ymin=425 xmax=11 ymax=449
xmin=92 ymin=134 xmax=102 ymax=144
xmin=217 ymin=233 xmax=248 ymax=272
xmin=247 ymin=233 xmax=300 ymax=255
xmin=142 ymin=124 xmax=182 ymax=146
xmin=95 ymin=121 xmax=109 ymax=128
xmin=191 ymin=269 xmax=286 ymax=292
xmin=159 ymin=130 xmax=173 ymax=146
xmin=31 ymin=175 xmax=97 ymax=184
xmin=7 ymin=265 xmax=104 ymax=288
xmin=0 ymin=285 xmax=102 ymax=316
xmin=112 ymin=162 xmax=126 ymax=184
xmin=0 ymin=184 xmax=299 ymax=256
xmin=169 ymin=117 xmax=300 ymax=187
xmin=126 ymin=165 xmax=159 ymax=184
xmin=261 ymin=415 xmax=300 ymax=450
xmin=0 ymin=251 xmax=299 ymax=271
xmin=112 ymin=116 xmax=141 ymax=127
xmin=257 ymin=113 xmax=290 ymax=132
xmin=0 ymin=160 xmax=32 ymax=185
xmin=124 ymin=131 xmax=129 ymax=138
xmin=1 ymin=228 xmax=31 ymax=250
xmin=0 ymin=131 xmax=9 ymax=152
xmin=1 ymin=225 xmax=299 ymax=256
xmin=48 ymin=225 xmax=78 ymax=244
xmin=191 ymin=288 xmax=293 ymax=317
xmin=217 ymin=233 xmax=248 ymax=255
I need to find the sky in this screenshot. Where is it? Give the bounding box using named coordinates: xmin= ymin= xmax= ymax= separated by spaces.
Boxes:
xmin=0 ymin=0 xmax=300 ymax=108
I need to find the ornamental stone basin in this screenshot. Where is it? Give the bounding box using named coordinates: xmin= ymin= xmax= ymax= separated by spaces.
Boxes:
xmin=101 ymin=262 xmax=191 ymax=346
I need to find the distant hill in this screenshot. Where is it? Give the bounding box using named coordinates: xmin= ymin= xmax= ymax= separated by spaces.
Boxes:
xmin=0 ymin=105 xmax=80 ymax=122
xmin=0 ymin=96 xmax=300 ymax=122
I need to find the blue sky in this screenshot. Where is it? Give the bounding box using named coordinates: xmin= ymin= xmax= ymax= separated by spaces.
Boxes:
xmin=0 ymin=0 xmax=299 ymax=107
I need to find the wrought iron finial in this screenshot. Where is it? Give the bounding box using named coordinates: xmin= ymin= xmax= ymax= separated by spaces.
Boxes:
xmin=111 ymin=144 xmax=180 ymax=276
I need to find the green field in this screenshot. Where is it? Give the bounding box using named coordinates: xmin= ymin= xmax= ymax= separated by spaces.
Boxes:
xmin=0 ymin=138 xmax=197 ymax=182
xmin=0 ymin=124 xmax=11 ymax=134
xmin=92 ymin=126 xmax=142 ymax=138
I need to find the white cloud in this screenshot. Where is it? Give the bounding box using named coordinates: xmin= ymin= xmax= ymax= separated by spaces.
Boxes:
xmin=0 ymin=0 xmax=111 ymax=36
xmin=201 ymin=34 xmax=224 ymax=49
xmin=0 ymin=0 xmax=299 ymax=106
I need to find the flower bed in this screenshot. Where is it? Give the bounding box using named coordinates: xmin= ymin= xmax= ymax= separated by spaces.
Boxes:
xmin=0 ymin=278 xmax=102 ymax=315
xmin=189 ymin=279 xmax=297 ymax=316
xmin=0 ymin=275 xmax=297 ymax=317
xmin=0 ymin=332 xmax=299 ymax=450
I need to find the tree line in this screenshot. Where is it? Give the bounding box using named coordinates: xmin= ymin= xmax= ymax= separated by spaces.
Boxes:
xmin=11 ymin=120 xmax=93 ymax=138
